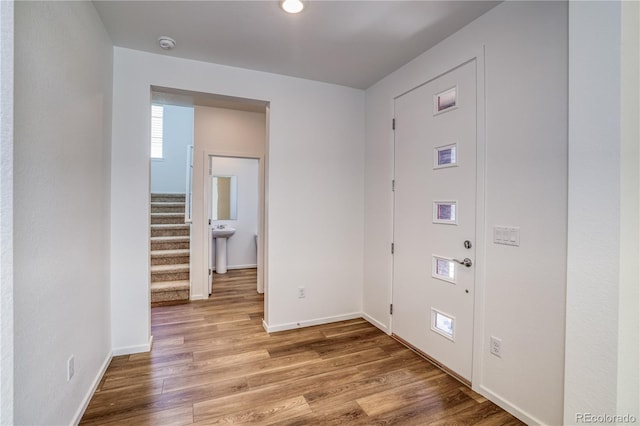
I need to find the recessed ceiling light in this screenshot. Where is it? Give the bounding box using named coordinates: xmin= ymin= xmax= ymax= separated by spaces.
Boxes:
xmin=281 ymin=0 xmax=304 ymax=14
xmin=158 ymin=36 xmax=176 ymax=50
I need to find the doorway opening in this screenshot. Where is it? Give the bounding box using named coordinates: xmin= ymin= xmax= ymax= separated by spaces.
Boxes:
xmin=149 ymin=102 xmax=194 ymax=307
xmin=148 ymin=86 xmax=269 ymax=321
xmin=208 ymin=156 xmax=260 ymax=296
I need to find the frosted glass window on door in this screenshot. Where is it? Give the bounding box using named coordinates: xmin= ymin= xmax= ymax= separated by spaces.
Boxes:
xmin=433 ymin=202 xmax=457 ymax=224
xmin=432 ymin=256 xmax=456 ymax=284
xmin=434 ymin=144 xmax=457 ymax=169
xmin=431 ymin=309 xmax=455 ymax=341
xmin=433 ymin=87 xmax=457 ymax=115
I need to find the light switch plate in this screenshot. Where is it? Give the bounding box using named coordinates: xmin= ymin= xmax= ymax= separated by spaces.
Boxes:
xmin=493 ymin=226 xmax=520 ymax=246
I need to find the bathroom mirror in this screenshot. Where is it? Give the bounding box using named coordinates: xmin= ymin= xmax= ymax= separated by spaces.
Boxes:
xmin=211 ymin=176 xmax=238 ymax=220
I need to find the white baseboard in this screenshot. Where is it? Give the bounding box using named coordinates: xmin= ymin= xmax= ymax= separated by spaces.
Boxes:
xmin=213 ymin=264 xmax=257 ymax=271
xmin=263 ymin=312 xmax=362 ymax=333
xmin=477 ymin=385 xmax=546 ymax=425
xmin=190 ymin=294 xmax=206 ymax=301
xmin=71 ymin=350 xmax=112 ymax=425
xmin=362 ymin=312 xmax=390 ymax=334
xmin=112 ymin=336 xmax=153 ymax=356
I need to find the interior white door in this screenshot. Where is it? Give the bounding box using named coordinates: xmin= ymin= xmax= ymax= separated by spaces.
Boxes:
xmin=392 ymin=60 xmax=477 ymax=382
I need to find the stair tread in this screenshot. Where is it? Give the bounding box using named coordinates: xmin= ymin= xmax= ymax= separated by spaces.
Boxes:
xmin=151 ymin=212 xmax=185 ymax=216
xmin=151 ymin=249 xmax=190 ymax=257
xmin=151 ymin=263 xmax=190 ymax=273
xmin=151 ymin=223 xmax=190 ymax=228
xmin=151 ymin=280 xmax=190 ymax=292
xmin=150 ymin=235 xmax=189 ymax=241
xmin=151 ymin=202 xmax=185 ymax=206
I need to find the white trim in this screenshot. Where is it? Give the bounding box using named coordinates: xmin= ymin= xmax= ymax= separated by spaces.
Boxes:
xmin=112 ymin=335 xmax=153 ymax=356
xmin=362 ymin=312 xmax=390 ymax=335
xmin=213 ymin=264 xmax=257 ymax=271
xmin=471 ymin=46 xmax=487 ymax=390
xmin=477 ymin=385 xmax=545 ymax=426
xmin=71 ymin=351 xmax=112 ymax=426
xmin=263 ymin=312 xmax=362 ymax=333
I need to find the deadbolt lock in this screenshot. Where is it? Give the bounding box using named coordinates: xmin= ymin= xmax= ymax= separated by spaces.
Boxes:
xmin=464 ymin=240 xmax=472 ymax=249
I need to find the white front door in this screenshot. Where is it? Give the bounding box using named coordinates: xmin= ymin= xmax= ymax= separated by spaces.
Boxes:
xmin=392 ymin=60 xmax=477 ymax=382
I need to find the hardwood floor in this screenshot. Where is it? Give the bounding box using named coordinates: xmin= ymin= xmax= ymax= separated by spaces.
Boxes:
xmin=81 ymin=269 xmax=524 ymax=425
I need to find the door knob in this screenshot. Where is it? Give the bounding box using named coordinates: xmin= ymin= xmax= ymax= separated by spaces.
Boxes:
xmin=453 ymin=258 xmax=473 ymax=267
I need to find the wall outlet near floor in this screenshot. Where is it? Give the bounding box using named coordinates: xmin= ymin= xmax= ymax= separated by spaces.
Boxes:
xmin=490 ymin=336 xmax=502 ymax=358
xmin=297 ymin=287 xmax=306 ymax=298
xmin=67 ymin=355 xmax=75 ymax=381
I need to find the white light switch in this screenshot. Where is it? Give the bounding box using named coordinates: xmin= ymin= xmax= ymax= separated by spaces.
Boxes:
xmin=493 ymin=226 xmax=520 ymax=246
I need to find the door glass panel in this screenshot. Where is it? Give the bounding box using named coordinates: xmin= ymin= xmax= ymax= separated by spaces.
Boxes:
xmin=434 ymin=87 xmax=457 ymax=115
xmin=434 ymin=144 xmax=457 ymax=169
xmin=433 ymin=201 xmax=457 ymax=224
xmin=431 ymin=309 xmax=455 ymax=341
xmin=432 ymin=256 xmax=456 ymax=283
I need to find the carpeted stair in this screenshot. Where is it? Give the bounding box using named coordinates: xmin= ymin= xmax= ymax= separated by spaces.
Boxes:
xmin=150 ymin=193 xmax=190 ymax=306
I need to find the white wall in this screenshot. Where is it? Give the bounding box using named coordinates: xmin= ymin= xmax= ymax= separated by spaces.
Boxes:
xmin=565 ymin=1 xmax=639 ymax=423
xmin=150 ymin=104 xmax=194 ymax=194
xmin=111 ymin=48 xmax=364 ymax=349
xmin=364 ymin=2 xmax=567 ymax=424
xmin=14 ymin=2 xmax=113 ymax=424
xmin=0 ymin=1 xmax=14 ymax=424
xmin=210 ymin=157 xmax=259 ymax=270
xmin=618 ymin=0 xmax=640 ymax=418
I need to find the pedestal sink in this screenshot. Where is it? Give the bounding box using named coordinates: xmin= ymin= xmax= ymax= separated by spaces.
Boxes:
xmin=212 ymin=227 xmax=235 ymax=274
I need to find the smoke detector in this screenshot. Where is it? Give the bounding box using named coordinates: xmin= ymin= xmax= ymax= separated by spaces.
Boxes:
xmin=158 ymin=36 xmax=176 ymax=50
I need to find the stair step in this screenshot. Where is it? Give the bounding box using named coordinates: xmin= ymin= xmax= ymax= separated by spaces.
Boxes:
xmin=150 ymin=249 xmax=190 ymax=266
xmin=151 ymin=224 xmax=190 ymax=237
xmin=151 ymin=263 xmax=190 ymax=273
xmin=151 ymin=280 xmax=190 ymax=292
xmin=151 ymin=213 xmax=186 ymax=225
xmin=150 ymin=278 xmax=190 ymax=305
xmin=151 ymin=202 xmax=185 ymax=213
xmin=151 ymin=263 xmax=190 ymax=282
xmin=151 ymin=249 xmax=190 ymax=258
xmin=150 ymin=236 xmax=190 ymax=250
xmin=151 ymin=193 xmax=186 ymax=203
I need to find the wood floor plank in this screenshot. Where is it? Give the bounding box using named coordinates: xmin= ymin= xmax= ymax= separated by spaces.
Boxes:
xmin=80 ymin=268 xmax=524 ymax=425
xmin=192 ymin=396 xmax=311 ymax=425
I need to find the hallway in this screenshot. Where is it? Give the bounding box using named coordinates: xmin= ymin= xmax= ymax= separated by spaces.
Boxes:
xmin=81 ymin=268 xmax=522 ymax=425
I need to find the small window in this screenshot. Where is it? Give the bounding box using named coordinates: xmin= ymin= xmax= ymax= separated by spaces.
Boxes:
xmin=432 ymin=256 xmax=456 ymax=283
xmin=431 ymin=308 xmax=455 ymax=341
xmin=434 ymin=86 xmax=457 ymax=115
xmin=433 ymin=201 xmax=457 ymax=224
xmin=434 ymin=144 xmax=457 ymax=169
xmin=151 ymin=104 xmax=164 ymax=159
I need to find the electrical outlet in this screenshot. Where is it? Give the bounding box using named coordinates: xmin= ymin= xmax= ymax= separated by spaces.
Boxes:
xmin=67 ymin=355 xmax=75 ymax=381
xmin=490 ymin=336 xmax=502 ymax=358
xmin=297 ymin=287 xmax=306 ymax=298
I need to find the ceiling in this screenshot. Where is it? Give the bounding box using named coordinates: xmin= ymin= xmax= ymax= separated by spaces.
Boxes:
xmin=93 ymin=1 xmax=500 ymax=90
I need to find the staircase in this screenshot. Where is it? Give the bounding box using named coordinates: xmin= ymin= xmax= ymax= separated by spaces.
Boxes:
xmin=150 ymin=193 xmax=190 ymax=306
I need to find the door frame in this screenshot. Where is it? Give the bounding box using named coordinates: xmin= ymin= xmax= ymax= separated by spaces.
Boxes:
xmin=202 ymin=150 xmax=266 ymax=297
xmin=390 ymin=48 xmax=487 ymax=389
